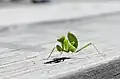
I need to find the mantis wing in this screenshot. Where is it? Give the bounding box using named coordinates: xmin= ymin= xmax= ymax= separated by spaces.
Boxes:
xmin=67 ymin=32 xmax=78 ymax=49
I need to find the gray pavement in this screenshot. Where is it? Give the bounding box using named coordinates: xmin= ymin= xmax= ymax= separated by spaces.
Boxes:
xmin=0 ymin=11 xmax=120 ymax=79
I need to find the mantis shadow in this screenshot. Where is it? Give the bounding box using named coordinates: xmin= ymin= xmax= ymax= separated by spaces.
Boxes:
xmin=44 ymin=57 xmax=71 ymax=64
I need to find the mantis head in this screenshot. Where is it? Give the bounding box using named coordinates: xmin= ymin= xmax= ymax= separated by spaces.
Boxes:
xmin=56 ymin=32 xmax=78 ymax=52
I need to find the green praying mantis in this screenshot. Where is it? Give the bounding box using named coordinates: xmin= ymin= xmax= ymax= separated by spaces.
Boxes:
xmin=47 ymin=32 xmax=104 ymax=59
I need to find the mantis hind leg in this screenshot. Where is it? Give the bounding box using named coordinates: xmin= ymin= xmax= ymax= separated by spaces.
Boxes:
xmin=47 ymin=47 xmax=55 ymax=59
xmin=91 ymin=43 xmax=106 ymax=58
xmin=75 ymin=43 xmax=106 ymax=58
xmin=75 ymin=43 xmax=92 ymax=53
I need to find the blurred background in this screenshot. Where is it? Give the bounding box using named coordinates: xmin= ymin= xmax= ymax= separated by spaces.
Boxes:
xmin=0 ymin=0 xmax=50 ymax=3
xmin=0 ymin=0 xmax=119 ymax=3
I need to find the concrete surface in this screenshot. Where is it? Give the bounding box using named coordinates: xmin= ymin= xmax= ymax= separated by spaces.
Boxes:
xmin=56 ymin=57 xmax=120 ymax=79
xmin=1 ymin=1 xmax=120 ymax=79
xmin=1 ymin=10 xmax=120 ymax=79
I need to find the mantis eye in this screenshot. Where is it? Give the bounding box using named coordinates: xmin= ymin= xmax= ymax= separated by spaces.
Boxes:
xmin=67 ymin=32 xmax=78 ymax=49
xmin=56 ymin=45 xmax=62 ymax=52
xmin=57 ymin=36 xmax=65 ymax=43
